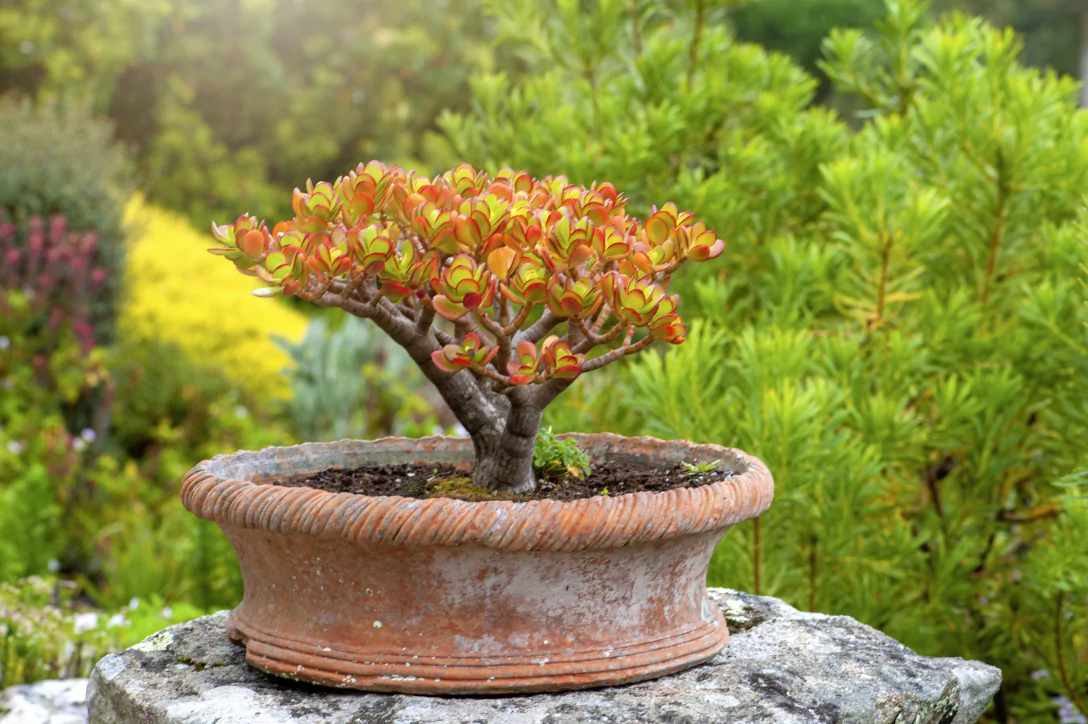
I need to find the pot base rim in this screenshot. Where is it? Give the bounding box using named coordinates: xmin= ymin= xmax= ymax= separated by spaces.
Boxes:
xmin=228 ymin=608 xmax=730 ymax=695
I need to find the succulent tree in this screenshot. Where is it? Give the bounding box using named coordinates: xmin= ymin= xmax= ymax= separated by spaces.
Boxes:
xmin=210 ymin=162 xmax=723 ymax=492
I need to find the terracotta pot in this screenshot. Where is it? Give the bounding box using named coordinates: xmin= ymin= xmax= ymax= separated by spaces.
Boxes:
xmin=181 ymin=433 xmax=773 ymax=695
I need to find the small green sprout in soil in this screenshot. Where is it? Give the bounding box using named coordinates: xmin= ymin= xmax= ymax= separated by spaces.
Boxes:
xmin=599 ymin=487 xmax=609 ymax=496
xmin=533 ymin=427 xmax=592 ymax=480
xmin=681 ymin=460 xmax=720 ymax=476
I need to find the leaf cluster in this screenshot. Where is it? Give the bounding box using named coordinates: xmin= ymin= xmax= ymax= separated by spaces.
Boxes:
xmin=211 ymin=163 xmax=724 ymax=398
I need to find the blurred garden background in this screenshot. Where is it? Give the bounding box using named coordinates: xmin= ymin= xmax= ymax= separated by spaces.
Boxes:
xmin=1 ymin=0 xmax=1086 ymax=719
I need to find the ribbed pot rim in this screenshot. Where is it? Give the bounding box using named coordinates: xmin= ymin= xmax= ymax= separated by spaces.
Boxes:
xmin=181 ymin=433 xmax=773 ymax=552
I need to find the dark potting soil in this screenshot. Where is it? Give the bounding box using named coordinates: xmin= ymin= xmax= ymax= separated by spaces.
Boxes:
xmin=280 ymin=459 xmax=730 ymax=502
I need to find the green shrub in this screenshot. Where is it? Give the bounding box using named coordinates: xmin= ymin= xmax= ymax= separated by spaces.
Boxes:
xmin=730 ymin=0 xmax=885 ymax=97
xmin=0 ymin=576 xmax=204 ymax=688
xmin=275 ymin=316 xmax=448 ymax=443
xmin=450 ymin=0 xmax=1088 ymax=717
xmin=0 ymin=99 xmax=130 ymax=344
xmin=0 ymin=292 xmax=283 ymax=622
xmin=0 ymin=0 xmax=497 ymax=226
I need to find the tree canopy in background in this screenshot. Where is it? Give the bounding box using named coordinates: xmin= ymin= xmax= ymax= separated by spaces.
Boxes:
xmin=0 ymin=0 xmax=496 ymax=225
xmin=731 ymin=0 xmax=1088 ymax=104
xmin=1 ymin=0 xmax=1085 ymax=229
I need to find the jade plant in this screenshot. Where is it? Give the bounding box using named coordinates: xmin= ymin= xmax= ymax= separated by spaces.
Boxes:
xmin=210 ymin=163 xmax=723 ymax=492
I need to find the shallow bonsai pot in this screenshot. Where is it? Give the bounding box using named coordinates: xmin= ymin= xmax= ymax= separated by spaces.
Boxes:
xmin=180 ymin=433 xmax=773 ymax=695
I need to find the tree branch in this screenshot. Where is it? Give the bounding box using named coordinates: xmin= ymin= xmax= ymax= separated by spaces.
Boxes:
xmin=415 ymin=299 xmax=436 ymax=335
xmin=574 ymin=318 xmax=625 ymax=353
xmin=517 ymin=311 xmax=562 ymax=344
xmin=474 ymin=307 xmax=507 ymax=341
xmin=582 ymin=333 xmax=654 ymax=372
xmin=312 ymin=289 xmax=504 ymax=439
xmin=590 ymin=302 xmax=612 ymax=335
xmin=502 ymin=305 xmax=533 ymax=336
xmin=533 ymin=376 xmax=575 ymax=408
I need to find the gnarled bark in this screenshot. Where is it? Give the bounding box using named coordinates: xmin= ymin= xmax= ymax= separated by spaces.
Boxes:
xmin=307 ymin=286 xmax=591 ymax=493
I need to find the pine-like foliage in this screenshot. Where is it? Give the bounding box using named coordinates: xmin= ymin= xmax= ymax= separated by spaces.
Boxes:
xmin=443 ymin=0 xmax=1088 ymax=716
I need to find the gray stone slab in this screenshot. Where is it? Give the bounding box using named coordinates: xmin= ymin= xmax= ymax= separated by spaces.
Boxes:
xmin=86 ymin=588 xmax=1001 ymax=723
xmin=0 ymin=678 xmax=88 ymax=724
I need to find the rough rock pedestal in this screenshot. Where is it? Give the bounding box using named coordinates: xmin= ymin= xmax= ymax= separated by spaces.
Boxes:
xmin=85 ymin=588 xmax=1001 ymax=724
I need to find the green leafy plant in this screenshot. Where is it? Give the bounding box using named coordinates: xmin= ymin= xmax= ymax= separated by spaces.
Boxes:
xmin=0 ymin=0 xmax=497 ymax=227
xmin=681 ymin=459 xmax=720 ymax=475
xmin=211 ymin=162 xmax=724 ymax=492
xmin=275 ymin=315 xmax=447 ymax=442
xmin=533 ymin=426 xmax=592 ymax=480
xmin=0 ymin=576 xmax=203 ymax=688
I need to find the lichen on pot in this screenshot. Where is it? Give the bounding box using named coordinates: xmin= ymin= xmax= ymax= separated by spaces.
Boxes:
xmin=182 ymin=434 xmax=773 ymax=694
xmin=189 ymin=162 xmax=775 ymax=693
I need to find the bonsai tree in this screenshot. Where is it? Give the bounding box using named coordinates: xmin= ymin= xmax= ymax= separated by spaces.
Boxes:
xmin=210 ymin=162 xmax=724 ymax=493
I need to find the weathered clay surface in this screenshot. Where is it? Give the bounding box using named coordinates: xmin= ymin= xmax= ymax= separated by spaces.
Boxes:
xmin=180 ymin=434 xmax=775 ymax=693
xmin=0 ymin=678 xmax=88 ymax=724
xmin=86 ymin=589 xmax=1002 ymax=724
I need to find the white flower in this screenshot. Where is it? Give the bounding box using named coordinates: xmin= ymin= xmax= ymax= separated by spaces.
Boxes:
xmin=0 ymin=336 xmax=9 ymax=349
xmin=73 ymin=438 xmax=86 ymax=452
xmin=47 ymin=559 xmax=60 ymax=573
xmin=161 ymin=606 xmax=173 ymax=619
xmin=129 ymin=597 xmax=140 ymax=610
xmin=6 ymin=440 xmax=23 ymax=454
xmin=73 ymin=612 xmax=99 ymax=634
xmin=79 ymin=428 xmax=96 ymax=443
xmin=107 ymin=614 xmax=129 ymax=629
xmin=234 ymin=406 xmax=249 ymax=419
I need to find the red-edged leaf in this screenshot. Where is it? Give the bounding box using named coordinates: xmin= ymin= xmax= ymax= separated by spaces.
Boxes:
xmin=487 ymin=246 xmax=518 ymax=280
xmin=300 ymin=216 xmax=327 ymax=234
xmin=454 ymin=216 xmax=481 ymax=248
xmin=515 ymin=339 xmax=538 ymax=362
xmin=239 ymin=230 xmax=265 ymax=259
xmin=349 ymin=192 xmax=375 ymax=218
xmin=432 ymin=295 xmax=468 ymax=321
xmin=559 ymin=296 xmax=582 ymax=316
xmin=552 ymin=364 xmax=581 ymax=379
xmin=645 ymin=214 xmax=669 ymax=245
xmin=430 ymin=350 xmax=461 ymax=373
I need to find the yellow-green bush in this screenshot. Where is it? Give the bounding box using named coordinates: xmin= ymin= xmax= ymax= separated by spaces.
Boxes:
xmin=120 ymin=198 xmax=307 ymax=393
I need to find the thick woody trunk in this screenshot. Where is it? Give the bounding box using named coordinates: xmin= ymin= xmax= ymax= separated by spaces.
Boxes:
xmin=471 ymin=403 xmax=543 ymax=494
xmin=311 ymin=291 xmax=568 ymax=495
xmin=403 ymin=330 xmax=546 ymax=493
